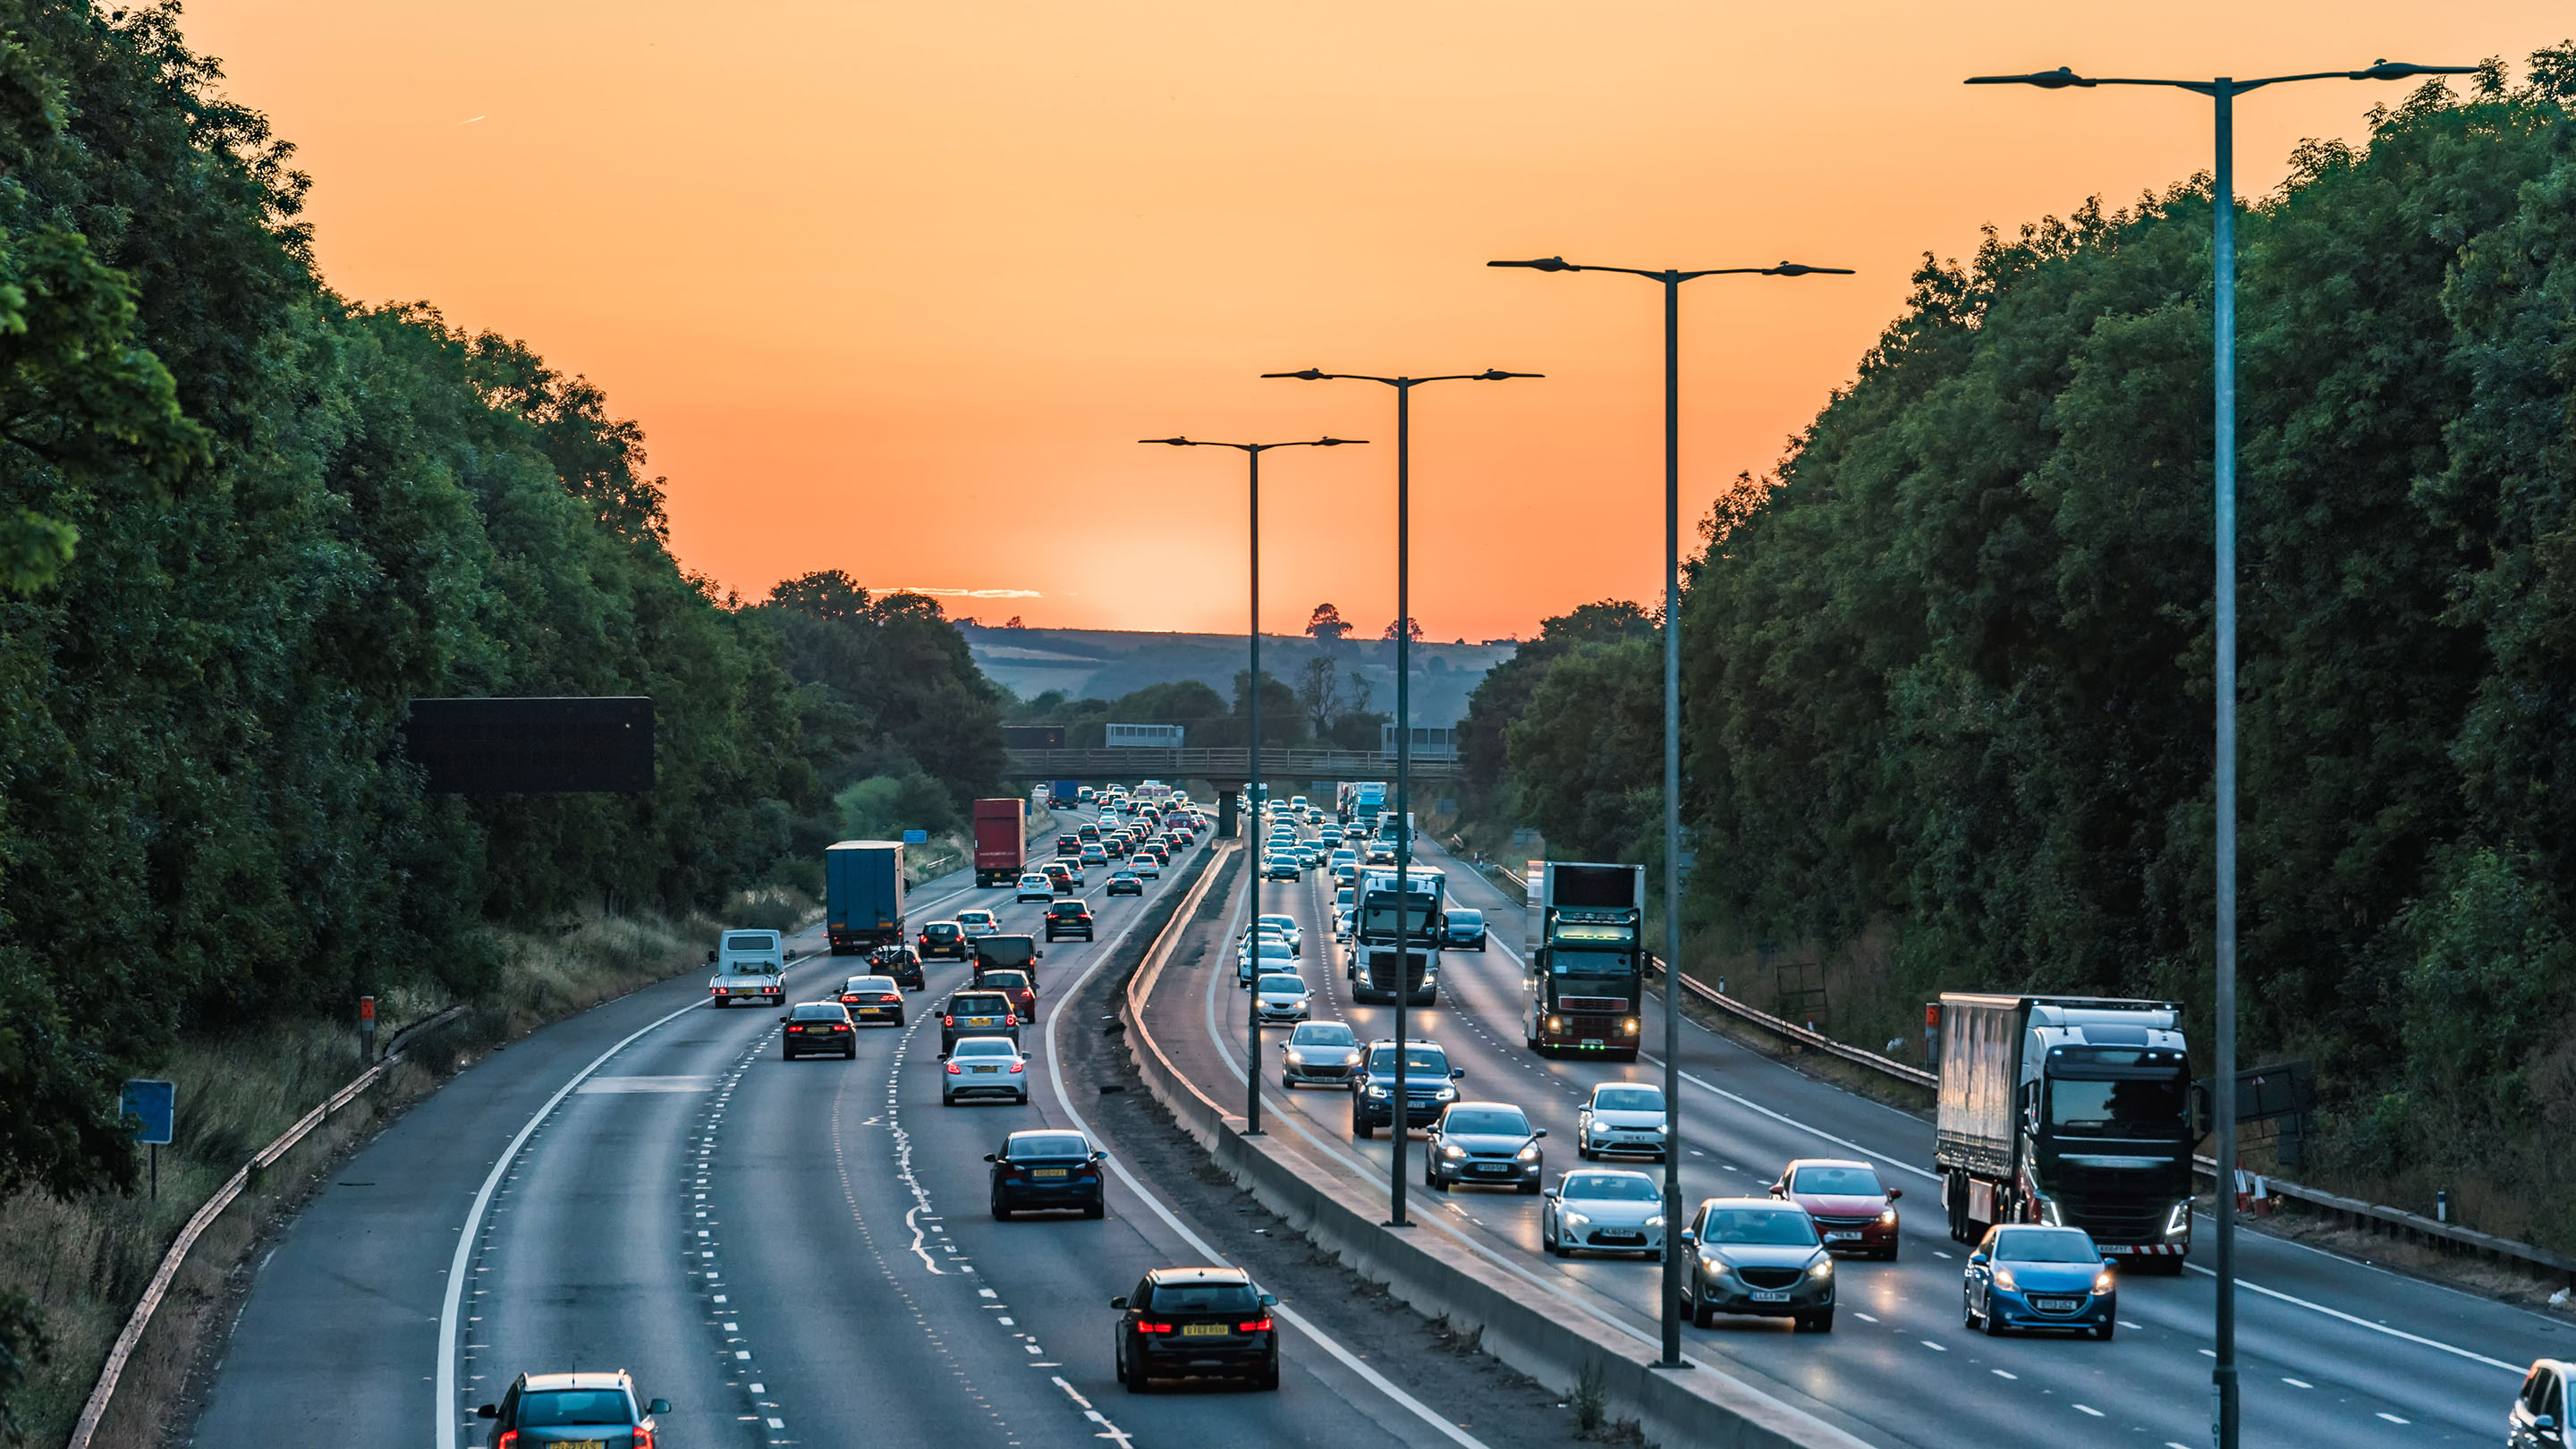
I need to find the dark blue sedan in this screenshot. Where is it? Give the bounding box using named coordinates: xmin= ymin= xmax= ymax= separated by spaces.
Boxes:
xmin=1440 ymin=909 xmax=1487 ymax=951
xmin=988 ymin=1128 xmax=1109 ymax=1219
xmin=1962 ymin=1224 xmax=2118 ymax=1339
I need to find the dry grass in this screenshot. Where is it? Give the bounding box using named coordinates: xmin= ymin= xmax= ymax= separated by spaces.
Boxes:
xmin=0 ymin=894 xmax=821 ymax=1449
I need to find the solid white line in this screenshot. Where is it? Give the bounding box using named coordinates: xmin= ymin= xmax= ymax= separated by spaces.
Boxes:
xmin=2183 ymin=1265 xmax=2523 ymax=1373
xmin=1044 ymin=859 xmax=1496 ymax=1449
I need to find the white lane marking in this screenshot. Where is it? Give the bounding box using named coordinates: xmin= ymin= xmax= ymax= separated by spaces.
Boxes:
xmin=1044 ymin=859 xmax=1496 ymax=1449
xmin=1920 ymin=1340 xmax=1946 ymax=1352
xmin=2283 ymin=1377 xmax=2311 ymax=1388
xmin=1991 ymin=1369 xmax=2015 ymax=1379
xmin=2377 ymin=1412 xmax=2410 ymax=1424
xmin=2183 ymin=1265 xmax=2523 ymax=1372
xmin=2073 ymin=1403 xmax=2103 ymax=1417
xmin=576 ymin=1074 xmax=716 ymax=1093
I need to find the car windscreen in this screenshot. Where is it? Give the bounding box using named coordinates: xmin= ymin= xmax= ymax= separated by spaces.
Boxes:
xmin=1993 ymin=1229 xmax=2100 ymax=1263
xmin=1702 ymin=1208 xmax=1821 ymax=1246
xmin=1440 ymin=1109 xmax=1530 ymax=1137
xmin=1791 ymin=1165 xmax=1884 ymax=1196
xmin=1592 ymin=1087 xmax=1663 ymax=1112
xmin=1009 ymin=1132 xmax=1089 ymax=1159
xmin=1290 ymin=1023 xmax=1356 ymax=1046
xmin=958 ymin=911 xmax=995 ymax=925
xmin=952 ymin=996 xmax=1009 ymax=1014
xmin=953 ymin=1038 xmax=1015 ymax=1056
xmin=723 ymin=934 xmax=776 ymax=951
xmin=1565 ymin=1174 xmax=1658 ymax=1201
xmin=1368 ymin=1046 xmax=1448 ymax=1074
xmin=515 ymin=1390 xmax=633 ymax=1427
xmin=1148 ymin=1281 xmax=1258 ymax=1315
xmin=843 ymin=978 xmax=897 ymax=994
xmin=791 ymin=1004 xmax=844 ymax=1020
xmin=1449 ymin=911 xmax=1483 ymax=926
xmin=1256 ymin=975 xmax=1305 ymax=993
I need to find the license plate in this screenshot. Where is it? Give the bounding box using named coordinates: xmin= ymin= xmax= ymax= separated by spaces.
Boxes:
xmin=556 ymin=1441 xmax=604 ymax=1449
xmin=973 ymin=1065 xmax=996 ymax=1073
xmin=1750 ymin=1290 xmax=1790 ymax=1303
xmin=969 ymin=1017 xmax=997 ymax=1026
xmin=1181 ymin=1323 xmax=1227 ymax=1337
xmin=1031 ymin=1167 xmax=1067 ymax=1179
xmin=1600 ymin=1232 xmax=1642 ymax=1242
xmin=1826 ymin=1231 xmax=1862 ymax=1241
xmin=1582 ymin=1038 xmax=1604 ymax=1046
xmin=2034 ymin=1297 xmax=2079 ymax=1312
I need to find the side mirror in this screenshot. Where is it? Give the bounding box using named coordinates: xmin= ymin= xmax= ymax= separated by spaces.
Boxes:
xmin=1677 ymin=1229 xmax=1697 ymax=1248
xmin=706 ymin=950 xmax=718 ymax=963
xmin=647 ymin=1400 xmax=672 ymax=1416
xmin=1531 ymin=1128 xmax=1547 ymax=1139
xmin=1768 ymin=1185 xmax=1785 ymax=1198
xmin=778 ymin=1014 xmax=790 ymax=1022
xmin=983 ymin=1153 xmax=997 ymax=1163
xmin=476 ymin=1405 xmax=498 ymax=1419
xmin=1968 ymin=1252 xmax=1988 ymax=1267
xmin=2102 ymin=1258 xmax=2118 ymax=1269
xmin=2533 ymin=1414 xmax=2557 ymax=1432
xmin=1886 ymin=1188 xmax=1902 ymax=1201
xmin=1109 ymin=1295 xmax=1128 ymax=1309
xmin=1451 ymin=1067 xmax=1466 ymax=1080
xmin=1094 ymin=1149 xmax=1109 ymax=1161
xmin=1542 ymin=1187 xmax=1558 ymax=1199
xmin=937 ymin=1053 xmax=949 ymax=1062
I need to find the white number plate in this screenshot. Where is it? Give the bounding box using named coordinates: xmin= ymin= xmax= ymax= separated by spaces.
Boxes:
xmin=1750 ymin=1290 xmax=1791 ymax=1303
xmin=1826 ymin=1231 xmax=1862 ymax=1241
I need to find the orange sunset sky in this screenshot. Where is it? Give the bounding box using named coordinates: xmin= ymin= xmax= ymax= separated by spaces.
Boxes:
xmin=182 ymin=2 xmax=2567 ymax=641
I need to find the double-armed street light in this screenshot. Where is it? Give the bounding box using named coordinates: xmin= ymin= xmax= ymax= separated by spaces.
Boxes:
xmin=1487 ymin=253 xmax=1852 ymax=1368
xmin=1260 ymin=367 xmax=1540 ymax=1227
xmin=1964 ymin=56 xmax=2477 ymax=1449
xmin=1140 ymin=435 xmax=1367 ymax=1137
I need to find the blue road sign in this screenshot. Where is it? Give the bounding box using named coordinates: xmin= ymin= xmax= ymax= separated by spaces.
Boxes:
xmin=123 ymin=1079 xmax=174 ymax=1146
xmin=901 ymin=829 xmax=928 ymax=844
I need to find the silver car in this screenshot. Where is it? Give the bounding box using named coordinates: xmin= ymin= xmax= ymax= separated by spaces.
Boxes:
xmin=1256 ymin=913 xmax=1302 ymax=954
xmin=1253 ymin=972 xmax=1311 ymax=1024
xmin=1577 ymin=1081 xmax=1670 ymax=1161
xmin=1543 ymin=1169 xmax=1666 ymax=1258
xmin=1677 ymin=1198 xmax=1835 ymax=1333
xmin=1279 ymin=1021 xmax=1363 ymax=1089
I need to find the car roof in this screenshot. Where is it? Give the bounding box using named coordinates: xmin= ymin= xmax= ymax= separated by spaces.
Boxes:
xmin=1007 ymin=1127 xmax=1089 ymax=1145
xmin=1443 ymin=1100 xmax=1527 ymax=1116
xmin=952 ymin=1034 xmax=1018 ymax=1050
xmin=1144 ymin=1266 xmax=1250 ymax=1285
xmin=519 ymin=1371 xmax=632 ymax=1393
xmin=1563 ymin=1168 xmax=1658 ymax=1187
xmin=1784 ymin=1157 xmax=1875 ymax=1174
xmin=1694 ymin=1195 xmax=1802 ymax=1211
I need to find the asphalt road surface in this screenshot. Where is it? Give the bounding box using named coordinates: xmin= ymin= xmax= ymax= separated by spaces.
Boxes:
xmin=1141 ymin=823 xmax=2572 ymax=1449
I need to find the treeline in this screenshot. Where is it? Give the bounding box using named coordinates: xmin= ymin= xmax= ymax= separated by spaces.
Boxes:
xmin=1011 ymin=654 xmax=1388 ymax=754
xmin=0 ymin=0 xmax=997 ymax=1260
xmin=1468 ymin=52 xmax=2576 ymax=1241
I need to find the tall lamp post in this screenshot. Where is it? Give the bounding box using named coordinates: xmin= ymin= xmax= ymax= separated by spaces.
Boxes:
xmin=1964 ymin=57 xmax=2474 ymax=1449
xmin=1263 ymin=366 xmax=1540 ymax=1226
xmin=1487 ymin=254 xmax=1852 ymax=1368
xmin=1140 ymin=434 xmax=1367 ymax=1135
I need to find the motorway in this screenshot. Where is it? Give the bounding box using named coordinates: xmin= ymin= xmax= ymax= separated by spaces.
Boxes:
xmin=1141 ymin=818 xmax=2574 ymax=1449
xmin=190 ymin=806 xmax=1510 ymax=1449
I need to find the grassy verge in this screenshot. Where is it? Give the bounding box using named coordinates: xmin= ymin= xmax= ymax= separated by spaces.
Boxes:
xmin=0 ymin=887 xmax=817 ymax=1449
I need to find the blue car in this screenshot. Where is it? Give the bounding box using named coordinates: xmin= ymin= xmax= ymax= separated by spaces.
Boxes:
xmin=1962 ymin=1224 xmax=2118 ymax=1339
xmin=1439 ymin=909 xmax=1487 ymax=951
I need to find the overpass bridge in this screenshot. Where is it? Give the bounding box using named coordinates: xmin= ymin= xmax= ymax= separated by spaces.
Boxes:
xmin=1001 ymin=747 xmax=1459 ymax=786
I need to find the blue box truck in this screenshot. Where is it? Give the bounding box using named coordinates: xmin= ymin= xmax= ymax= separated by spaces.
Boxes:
xmin=1054 ymin=779 xmax=1080 ymax=809
xmin=826 ymin=840 xmax=906 ymax=955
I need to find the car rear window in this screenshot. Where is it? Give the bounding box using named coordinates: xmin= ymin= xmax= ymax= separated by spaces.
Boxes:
xmin=842 ymin=977 xmax=897 ymax=994
xmin=516 ymin=1390 xmax=633 ymax=1427
xmin=792 ymin=1004 xmax=845 ymax=1021
xmin=1148 ymin=1281 xmax=1258 ymax=1315
xmin=724 ymin=933 xmax=776 ymax=951
xmin=953 ymin=1037 xmax=1015 ymax=1056
xmin=926 ymin=923 xmax=960 ymax=936
xmin=980 ymin=970 xmax=1030 ymax=991
xmin=953 ymin=994 xmax=1009 ymax=1013
xmin=1009 ymin=1132 xmax=1090 ymax=1159
xmin=1450 ymin=911 xmax=1484 ymax=925
xmin=1050 ymin=901 xmax=1086 ymax=914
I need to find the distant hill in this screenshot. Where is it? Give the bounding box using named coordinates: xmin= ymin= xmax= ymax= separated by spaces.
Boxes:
xmin=960 ymin=624 xmax=1515 ymax=728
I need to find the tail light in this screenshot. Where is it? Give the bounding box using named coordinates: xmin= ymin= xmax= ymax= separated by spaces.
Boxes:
xmin=1137 ymin=1320 xmax=1174 ymax=1335
xmin=841 ymin=995 xmax=860 ymax=1004
xmin=1238 ymin=1317 xmax=1273 ymax=1332
xmin=632 ymin=1429 xmax=654 ymax=1449
xmin=497 ymin=1434 xmax=516 ymax=1449
xmin=945 ymin=1062 xmax=962 ymax=1075
xmin=880 ymin=994 xmax=902 ymax=1004
xmin=1005 ymin=1013 xmax=1019 ymax=1027
xmin=711 ymin=987 xmax=725 ymax=995
xmin=1009 ymin=1061 xmax=1025 ymax=1074
xmin=943 ymin=1014 xmax=954 ymax=1027
xmin=831 ymin=1023 xmax=851 ymax=1032
xmin=787 ymin=1024 xmax=804 ymax=1032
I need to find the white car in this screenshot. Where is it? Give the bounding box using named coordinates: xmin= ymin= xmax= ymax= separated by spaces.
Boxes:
xmin=1130 ymin=855 xmax=1162 ymax=878
xmin=1542 ymin=1169 xmax=1666 ymax=1258
xmin=1253 ymin=972 xmax=1312 ymax=1024
xmin=1256 ymin=913 xmax=1301 ymax=954
xmin=1576 ymin=1082 xmax=1671 ymax=1161
xmin=1238 ymin=938 xmax=1295 ymax=986
xmin=957 ymin=909 xmax=1001 ymax=937
xmin=1015 ymin=873 xmax=1055 ymax=902
xmin=942 ymin=1036 xmax=1030 ymax=1105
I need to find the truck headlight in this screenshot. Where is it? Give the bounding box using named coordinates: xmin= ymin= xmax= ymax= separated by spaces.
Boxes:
xmin=2165 ymin=1201 xmax=2192 ymax=1237
xmin=1547 ymin=1017 xmax=1562 ymax=1031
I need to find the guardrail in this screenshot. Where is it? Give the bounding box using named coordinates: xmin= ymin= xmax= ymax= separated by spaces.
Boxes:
xmin=66 ymin=1004 xmax=470 ymax=1449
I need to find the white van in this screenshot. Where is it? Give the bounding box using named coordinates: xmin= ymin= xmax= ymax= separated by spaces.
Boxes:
xmin=708 ymin=928 xmax=786 ymax=1006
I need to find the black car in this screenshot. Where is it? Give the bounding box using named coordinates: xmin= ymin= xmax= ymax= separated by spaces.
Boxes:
xmin=1439 ymin=909 xmax=1487 ymax=951
xmin=1056 ymin=834 xmax=1081 ymax=856
xmin=1350 ymin=1039 xmax=1463 ymax=1137
xmin=918 ymin=920 xmax=969 ymax=960
xmin=1265 ymin=858 xmax=1301 ymax=882
xmin=988 ymin=1128 xmax=1109 ymax=1219
xmin=1046 ymin=899 xmax=1096 ymax=941
xmin=942 ymin=990 xmax=1020 ymax=1052
xmin=1113 ymin=1267 xmax=1280 ymax=1393
xmin=1424 ymin=1101 xmax=1545 ymax=1193
xmin=478 ymin=1370 xmax=668 ymax=1449
xmin=869 ymin=945 xmax=926 ymax=991
xmin=1106 ymin=870 xmax=1144 ymax=897
xmin=837 ymin=974 xmax=906 ymax=1026
xmin=783 ymin=1001 xmax=858 ymax=1059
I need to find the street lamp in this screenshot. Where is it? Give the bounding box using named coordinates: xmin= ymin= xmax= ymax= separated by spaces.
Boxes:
xmin=1140 ymin=434 xmax=1367 ymax=1136
xmin=1261 ymin=366 xmax=1540 ymax=1227
xmin=1487 ymin=253 xmax=1851 ymax=1368
xmin=1965 ymin=56 xmax=2476 ymax=1449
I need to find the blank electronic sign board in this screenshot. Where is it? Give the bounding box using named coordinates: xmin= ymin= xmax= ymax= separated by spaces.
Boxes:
xmin=402 ymin=698 xmax=655 ymax=794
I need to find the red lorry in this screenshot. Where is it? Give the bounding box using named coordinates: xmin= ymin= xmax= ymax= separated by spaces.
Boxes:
xmin=973 ymin=797 xmax=1027 ymax=886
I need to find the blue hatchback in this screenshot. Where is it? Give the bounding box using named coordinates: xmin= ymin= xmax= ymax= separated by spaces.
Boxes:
xmin=1439 ymin=909 xmax=1487 ymax=951
xmin=1962 ymin=1224 xmax=2118 ymax=1339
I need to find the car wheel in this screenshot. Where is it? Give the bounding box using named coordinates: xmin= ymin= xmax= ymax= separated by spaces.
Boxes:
xmin=1981 ymin=1301 xmax=2007 ymax=1336
xmin=1962 ymin=1292 xmax=1979 ymax=1330
xmin=1518 ymin=1178 xmax=1541 ymax=1196
xmin=1353 ymin=1114 xmax=1372 ymax=1140
xmin=992 ymin=1193 xmax=1012 ymax=1221
xmin=1576 ymin=1143 xmax=1595 ymax=1161
xmin=843 ymin=1045 xmax=857 ymax=1059
xmin=1280 ymin=1074 xmax=1295 ymax=1090
xmin=1017 ymin=1091 xmax=1030 ymax=1105
xmin=1690 ymin=1293 xmax=1715 ymax=1329
xmin=1084 ymin=1198 xmax=1105 ymax=1220
xmin=1801 ymin=1310 xmax=1835 ymax=1334
xmin=1125 ymin=1361 xmax=1148 ymax=1394
xmin=1877 ymin=1243 xmax=1898 ymax=1262
xmin=1258 ymin=1359 xmax=1281 ymax=1392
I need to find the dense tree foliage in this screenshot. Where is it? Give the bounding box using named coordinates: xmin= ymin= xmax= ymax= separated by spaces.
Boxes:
xmin=1453 ymin=600 xmax=1656 ymax=852
xmin=1665 ymin=53 xmax=2576 ymax=1231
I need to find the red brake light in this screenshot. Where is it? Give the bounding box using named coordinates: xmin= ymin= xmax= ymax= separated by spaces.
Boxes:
xmin=497 ymin=1433 xmax=517 ymax=1449
xmin=1004 ymin=1013 xmax=1019 ymax=1027
xmin=832 ymin=1023 xmax=851 ymax=1032
xmin=841 ymin=995 xmax=859 ymax=1004
xmin=1009 ymin=1061 xmax=1025 ymax=1073
xmin=632 ymin=1429 xmax=653 ymax=1449
xmin=1137 ymin=1320 xmax=1174 ymax=1334
xmin=946 ymin=1062 xmax=962 ymax=1074
xmin=787 ymin=1024 xmax=804 ymax=1032
xmin=943 ymin=1014 xmax=954 ymax=1026
xmin=881 ymin=993 xmax=901 ymax=1003
xmin=1238 ymin=1317 xmax=1273 ymax=1332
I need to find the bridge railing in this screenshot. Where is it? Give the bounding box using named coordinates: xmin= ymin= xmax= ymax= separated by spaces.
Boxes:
xmin=1002 ymin=747 xmax=1460 ymax=780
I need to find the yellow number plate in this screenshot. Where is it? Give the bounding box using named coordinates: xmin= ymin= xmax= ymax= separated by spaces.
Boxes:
xmin=1181 ymin=1323 xmax=1228 ymax=1337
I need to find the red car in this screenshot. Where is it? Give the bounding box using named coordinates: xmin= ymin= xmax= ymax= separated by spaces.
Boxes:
xmin=1769 ymin=1157 xmax=1902 ymax=1260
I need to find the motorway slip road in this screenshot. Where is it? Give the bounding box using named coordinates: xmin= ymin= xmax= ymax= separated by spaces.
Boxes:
xmin=1140 ymin=829 xmax=2575 ymax=1449
xmin=190 ymin=813 xmax=1532 ymax=1449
